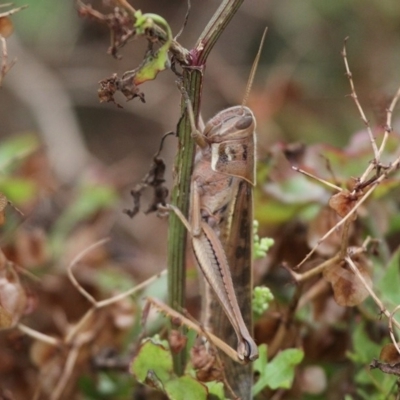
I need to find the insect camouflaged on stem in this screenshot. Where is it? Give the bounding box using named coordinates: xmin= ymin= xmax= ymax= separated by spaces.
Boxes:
xmin=164 ymin=29 xmax=267 ymax=399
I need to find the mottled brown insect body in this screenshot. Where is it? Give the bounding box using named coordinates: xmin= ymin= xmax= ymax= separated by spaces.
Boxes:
xmin=189 ymin=105 xmax=257 ymax=398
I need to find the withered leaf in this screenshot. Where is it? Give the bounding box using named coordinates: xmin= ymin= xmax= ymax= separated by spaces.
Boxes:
xmin=323 ymin=257 xmax=371 ymax=307
xmin=379 ymin=343 xmax=400 ymax=364
xmin=329 ymin=190 xmax=361 ymax=219
xmin=169 ymin=329 xmax=187 ymax=354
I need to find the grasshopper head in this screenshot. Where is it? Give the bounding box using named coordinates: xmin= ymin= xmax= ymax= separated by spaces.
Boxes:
xmin=204 ymin=106 xmax=256 ymax=185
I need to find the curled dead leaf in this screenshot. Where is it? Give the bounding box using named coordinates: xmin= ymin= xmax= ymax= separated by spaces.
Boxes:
xmin=169 ymin=329 xmax=187 ymax=354
xmin=323 ymin=257 xmax=371 ymax=307
xmin=329 ymin=190 xmax=361 ymax=218
xmin=379 ymin=343 xmax=400 ymax=364
xmin=191 ymin=343 xmax=221 ymax=382
xmin=98 ymin=74 xmax=145 ymax=108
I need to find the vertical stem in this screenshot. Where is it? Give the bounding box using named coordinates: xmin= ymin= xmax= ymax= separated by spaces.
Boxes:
xmin=167 ymin=0 xmax=244 ymax=376
xmin=168 ymin=68 xmax=202 ymax=375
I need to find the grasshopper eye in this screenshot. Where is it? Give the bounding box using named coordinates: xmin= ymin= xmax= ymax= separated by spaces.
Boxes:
xmin=235 ymin=115 xmax=253 ymax=130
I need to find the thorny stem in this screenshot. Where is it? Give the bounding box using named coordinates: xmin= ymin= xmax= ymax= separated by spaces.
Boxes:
xmin=167 ymin=0 xmax=244 ymax=376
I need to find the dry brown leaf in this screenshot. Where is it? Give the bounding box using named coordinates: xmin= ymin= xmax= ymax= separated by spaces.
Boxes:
xmin=307 ymin=206 xmax=351 ymax=256
xmin=323 ymin=257 xmax=371 ymax=307
xmin=191 ymin=343 xmax=222 ymax=382
xmin=379 ymin=343 xmax=400 ymax=364
xmin=169 ymin=329 xmax=187 ymax=354
xmin=329 ymin=190 xmax=361 ymax=218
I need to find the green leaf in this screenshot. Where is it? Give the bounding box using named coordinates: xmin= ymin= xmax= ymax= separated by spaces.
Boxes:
xmin=133 ymin=11 xmax=172 ymax=85
xmin=347 ymin=322 xmax=381 ymax=364
xmin=165 ymin=375 xmax=207 ymax=400
xmin=205 ymin=381 xmax=226 ymax=400
xmin=0 ymin=177 xmax=37 ymax=204
xmin=131 ymin=339 xmax=174 ymax=383
xmin=253 ymin=345 xmax=304 ymax=395
xmin=131 ymin=339 xmax=208 ymax=400
xmin=376 ymin=248 xmax=400 ymax=307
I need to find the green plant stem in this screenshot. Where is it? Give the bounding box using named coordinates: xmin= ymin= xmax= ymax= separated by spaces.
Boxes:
xmin=167 ymin=0 xmax=244 ymax=377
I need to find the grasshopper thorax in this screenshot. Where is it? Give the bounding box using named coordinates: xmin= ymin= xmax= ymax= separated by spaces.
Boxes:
xmin=203 ymin=106 xmax=256 ymax=186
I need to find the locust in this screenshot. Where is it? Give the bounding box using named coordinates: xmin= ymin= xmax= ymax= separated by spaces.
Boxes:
xmin=168 ymin=102 xmax=258 ymax=361
xmin=161 ymin=29 xmax=267 ymax=399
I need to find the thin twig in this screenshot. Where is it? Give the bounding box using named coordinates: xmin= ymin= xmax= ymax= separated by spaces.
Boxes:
xmin=298 ymin=153 xmax=400 ymax=268
xmin=148 ymin=297 xmax=244 ymax=364
xmin=96 ymin=269 xmax=167 ymax=308
xmin=373 ymin=83 xmax=400 ymax=169
xmin=342 ymin=38 xmax=379 ymax=160
xmin=0 ymin=4 xmax=28 ymax=18
xmin=345 ymin=255 xmax=400 ymax=332
xmin=66 ymin=243 xmax=167 ymax=343
xmin=292 ymin=166 xmax=343 ymax=192
xmin=17 ymin=323 xmax=60 ymax=346
xmin=67 ymin=238 xmax=110 ymax=305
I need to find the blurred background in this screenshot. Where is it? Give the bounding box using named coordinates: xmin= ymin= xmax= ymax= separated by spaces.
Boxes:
xmin=1 ymin=1 xmax=400 ymax=398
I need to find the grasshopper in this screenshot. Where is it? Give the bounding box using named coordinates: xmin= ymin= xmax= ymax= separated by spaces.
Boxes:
xmin=168 ymin=103 xmax=258 ymax=361
xmin=164 ymin=29 xmax=267 ymax=398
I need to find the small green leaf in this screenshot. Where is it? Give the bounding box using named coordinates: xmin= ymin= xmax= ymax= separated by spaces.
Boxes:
xmin=205 ymin=381 xmax=226 ymax=400
xmin=253 ymin=345 xmax=304 ymax=395
xmin=131 ymin=339 xmax=173 ymax=383
xmin=347 ymin=322 xmax=381 ymax=364
xmin=131 ymin=339 xmax=208 ymax=400
xmin=133 ymin=12 xmax=172 ymax=85
xmin=165 ymin=375 xmax=207 ymax=400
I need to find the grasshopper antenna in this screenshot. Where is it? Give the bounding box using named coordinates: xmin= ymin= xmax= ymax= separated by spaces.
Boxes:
xmin=242 ymin=27 xmax=268 ymax=107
